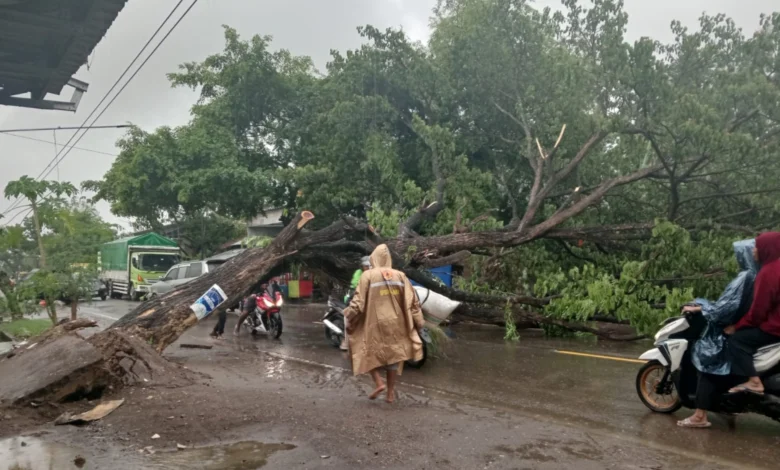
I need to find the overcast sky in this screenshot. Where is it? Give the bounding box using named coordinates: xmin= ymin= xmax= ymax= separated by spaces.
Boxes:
xmin=0 ymin=0 xmax=776 ymax=229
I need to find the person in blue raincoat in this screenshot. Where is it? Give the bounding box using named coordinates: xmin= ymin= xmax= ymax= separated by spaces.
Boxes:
xmin=677 ymin=239 xmax=757 ymax=428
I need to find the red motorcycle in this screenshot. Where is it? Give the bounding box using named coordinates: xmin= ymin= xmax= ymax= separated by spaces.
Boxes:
xmin=243 ymin=290 xmax=284 ymax=339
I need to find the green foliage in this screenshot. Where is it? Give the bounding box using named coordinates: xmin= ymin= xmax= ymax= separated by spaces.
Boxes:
xmin=0 ymin=318 xmax=51 ymax=339
xmin=464 ymin=221 xmax=744 ymax=336
xmin=503 ymin=301 xmax=520 ymax=342
xmin=244 ymin=236 xmax=273 ymax=248
xmin=173 ymin=212 xmax=245 ymax=258
xmin=41 ymin=199 xmax=117 ymax=268
xmin=82 ymin=1 xmax=780 ymax=337
xmin=4 ymin=176 xmax=76 ymax=205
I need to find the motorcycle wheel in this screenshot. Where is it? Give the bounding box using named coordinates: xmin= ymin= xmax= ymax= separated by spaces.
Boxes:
xmin=268 ymin=313 xmax=283 ymax=339
xmin=325 ymin=316 xmax=345 ymax=348
xmin=636 ymin=360 xmax=682 ymax=413
xmin=405 ymin=341 xmax=427 ymax=369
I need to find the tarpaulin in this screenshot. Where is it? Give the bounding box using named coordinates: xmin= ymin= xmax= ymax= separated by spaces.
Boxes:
xmin=692 ymin=239 xmax=757 ymax=375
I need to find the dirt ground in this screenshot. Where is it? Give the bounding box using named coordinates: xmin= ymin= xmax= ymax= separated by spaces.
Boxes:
xmin=0 ymin=333 xmax=741 ymax=470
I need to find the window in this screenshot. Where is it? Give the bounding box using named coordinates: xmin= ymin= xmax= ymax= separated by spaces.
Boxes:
xmin=185 ymin=262 xmax=203 ymax=278
xmin=175 ymin=265 xmax=189 ymax=280
xmin=138 ymin=254 xmax=180 ymax=272
xmin=164 ymin=267 xmax=181 ymax=281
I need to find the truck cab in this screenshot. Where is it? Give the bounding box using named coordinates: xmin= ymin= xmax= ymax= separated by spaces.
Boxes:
xmin=129 ymin=251 xmax=180 ymax=298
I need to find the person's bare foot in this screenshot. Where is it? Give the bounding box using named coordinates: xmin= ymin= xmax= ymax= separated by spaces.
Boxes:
xmin=386 ymin=390 xmax=395 ymax=404
xmin=369 ymin=384 xmax=386 ymax=400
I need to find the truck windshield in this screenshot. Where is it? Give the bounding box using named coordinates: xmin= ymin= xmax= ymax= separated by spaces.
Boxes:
xmin=139 ymin=254 xmax=179 ymax=272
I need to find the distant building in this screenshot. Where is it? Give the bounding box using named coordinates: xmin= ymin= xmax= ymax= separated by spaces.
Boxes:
xmin=246 ymin=208 xmax=284 ymax=237
xmin=131 ymin=208 xmax=285 ymax=255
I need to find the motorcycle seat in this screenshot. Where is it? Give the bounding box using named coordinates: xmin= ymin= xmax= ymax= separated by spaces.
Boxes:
xmin=754 ymin=342 xmax=780 ymax=374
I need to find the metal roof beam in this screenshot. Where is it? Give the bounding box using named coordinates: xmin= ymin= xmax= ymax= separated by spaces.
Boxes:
xmin=0 ymin=76 xmax=88 ymax=112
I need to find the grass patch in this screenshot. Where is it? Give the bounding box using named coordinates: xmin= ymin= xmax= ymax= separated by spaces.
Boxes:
xmin=0 ymin=318 xmax=51 ymax=339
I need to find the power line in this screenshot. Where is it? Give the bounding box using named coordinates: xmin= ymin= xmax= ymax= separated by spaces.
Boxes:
xmin=1 ymin=0 xmax=193 ymax=221
xmin=0 ymin=132 xmax=118 ymax=157
xmin=0 ymin=124 xmax=131 ymax=133
xmin=39 ymin=0 xmax=200 ymax=183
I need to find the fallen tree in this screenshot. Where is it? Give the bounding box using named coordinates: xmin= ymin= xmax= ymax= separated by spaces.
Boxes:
xmin=0 ymin=187 xmax=664 ymax=405
xmin=106 ymin=120 xmax=667 ymax=352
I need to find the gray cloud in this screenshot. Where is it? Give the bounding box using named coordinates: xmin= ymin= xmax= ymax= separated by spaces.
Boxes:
xmin=0 ymin=0 xmax=775 ymax=228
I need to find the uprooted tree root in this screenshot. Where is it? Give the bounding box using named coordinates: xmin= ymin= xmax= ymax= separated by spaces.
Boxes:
xmin=88 ymin=330 xmax=200 ymax=388
xmin=14 ymin=329 xmax=200 ymax=406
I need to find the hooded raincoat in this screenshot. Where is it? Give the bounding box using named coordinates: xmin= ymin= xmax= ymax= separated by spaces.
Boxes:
xmin=692 ymin=239 xmax=757 ymax=375
xmin=344 ymin=244 xmax=425 ymax=376
xmin=734 ymin=231 xmax=780 ymax=336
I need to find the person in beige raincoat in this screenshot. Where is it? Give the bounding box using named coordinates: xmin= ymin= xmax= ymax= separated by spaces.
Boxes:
xmin=344 ymin=244 xmax=425 ymax=403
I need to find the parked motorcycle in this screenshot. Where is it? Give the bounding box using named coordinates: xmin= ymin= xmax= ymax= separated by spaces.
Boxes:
xmin=243 ymin=291 xmax=284 ymax=339
xmin=636 ymin=310 xmax=780 ymax=420
xmin=322 ymin=295 xmax=429 ymax=368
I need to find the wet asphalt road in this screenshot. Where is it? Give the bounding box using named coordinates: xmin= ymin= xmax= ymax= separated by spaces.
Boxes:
xmin=79 ymin=299 xmax=780 ymax=469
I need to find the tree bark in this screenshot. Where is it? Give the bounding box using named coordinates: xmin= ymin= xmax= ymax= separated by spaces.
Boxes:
xmin=31 ymin=201 xmax=46 ymax=269
xmin=111 ymin=211 xmax=316 ymax=352
xmin=71 ymin=300 xmax=78 ymax=321
xmin=0 ymin=272 xmax=21 ymax=320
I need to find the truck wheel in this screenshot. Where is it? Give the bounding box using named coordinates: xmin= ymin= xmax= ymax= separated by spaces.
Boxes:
xmin=108 ymin=282 xmax=115 ymax=299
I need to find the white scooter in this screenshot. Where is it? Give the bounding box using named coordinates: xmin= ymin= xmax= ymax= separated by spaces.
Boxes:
xmin=636 ymin=310 xmax=780 ymax=420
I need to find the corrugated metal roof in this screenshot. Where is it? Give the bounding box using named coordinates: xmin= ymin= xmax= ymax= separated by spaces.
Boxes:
xmin=0 ymin=0 xmax=129 ymax=98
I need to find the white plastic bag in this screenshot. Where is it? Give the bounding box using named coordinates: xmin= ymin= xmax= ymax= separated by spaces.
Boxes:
xmin=413 ymin=286 xmax=460 ymax=325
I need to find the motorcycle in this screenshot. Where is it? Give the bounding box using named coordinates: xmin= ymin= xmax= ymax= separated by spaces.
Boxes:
xmin=243 ymin=291 xmax=284 ymax=339
xmin=636 ymin=309 xmax=780 ymax=421
xmin=322 ymin=295 xmax=430 ymax=368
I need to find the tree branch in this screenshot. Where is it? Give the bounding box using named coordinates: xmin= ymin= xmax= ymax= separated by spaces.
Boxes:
xmin=517 ymin=130 xmax=607 ymax=232
xmin=677 ymin=187 xmax=780 ymax=207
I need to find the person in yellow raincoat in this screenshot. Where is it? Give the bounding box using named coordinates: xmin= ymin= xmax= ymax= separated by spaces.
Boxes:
xmin=344 ymin=244 xmax=425 ymax=403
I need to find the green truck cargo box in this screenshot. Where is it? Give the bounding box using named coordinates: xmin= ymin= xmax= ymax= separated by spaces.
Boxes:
xmin=100 ymin=233 xmax=179 ymax=271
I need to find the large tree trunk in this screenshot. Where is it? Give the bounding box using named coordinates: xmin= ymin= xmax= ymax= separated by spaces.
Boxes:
xmin=109 ymin=210 xmax=648 ymax=350
xmin=2 ymin=208 xmax=649 ymax=405
xmin=31 ymin=201 xmax=46 ymax=269
xmin=110 ymin=212 xmax=317 ymax=352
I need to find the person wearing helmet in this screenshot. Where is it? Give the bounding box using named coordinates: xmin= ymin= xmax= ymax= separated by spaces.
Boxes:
xmin=341 ymin=256 xmax=371 ymax=350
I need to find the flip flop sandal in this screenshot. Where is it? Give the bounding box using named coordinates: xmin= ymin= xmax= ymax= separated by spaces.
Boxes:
xmin=728 ymin=385 xmax=764 ymax=396
xmin=677 ymin=417 xmax=712 ymax=428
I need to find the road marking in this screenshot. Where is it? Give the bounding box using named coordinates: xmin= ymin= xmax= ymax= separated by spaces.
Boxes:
xmin=555 ymin=350 xmax=646 ymax=364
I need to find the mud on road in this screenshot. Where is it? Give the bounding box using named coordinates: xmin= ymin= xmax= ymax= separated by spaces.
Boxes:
xmin=1 ymin=303 xmax=778 ymax=469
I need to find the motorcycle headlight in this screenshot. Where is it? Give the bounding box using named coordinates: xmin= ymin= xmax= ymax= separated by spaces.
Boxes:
xmin=277 ymin=298 xmax=284 ymax=307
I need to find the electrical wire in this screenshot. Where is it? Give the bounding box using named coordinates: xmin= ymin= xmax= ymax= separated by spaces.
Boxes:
xmin=2 ymin=0 xmax=198 ymax=224
xmin=0 ymin=124 xmax=131 ymax=133
xmin=3 ymin=0 xmax=198 ymax=226
xmin=40 ymin=0 xmax=200 ymax=183
xmin=0 ymin=132 xmax=118 ymax=157
xmin=1 ymin=0 xmax=188 ymax=219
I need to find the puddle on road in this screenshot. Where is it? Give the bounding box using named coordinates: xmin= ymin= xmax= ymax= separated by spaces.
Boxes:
xmin=0 ymin=436 xmax=88 ymax=469
xmin=151 ymin=441 xmax=296 ymax=469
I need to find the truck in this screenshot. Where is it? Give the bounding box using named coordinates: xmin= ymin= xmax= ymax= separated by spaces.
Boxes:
xmin=98 ymin=233 xmax=181 ymax=300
